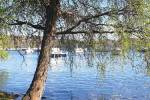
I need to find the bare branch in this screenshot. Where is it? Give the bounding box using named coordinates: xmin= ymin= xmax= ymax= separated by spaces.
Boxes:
xmin=9 ymin=20 xmax=45 ymax=30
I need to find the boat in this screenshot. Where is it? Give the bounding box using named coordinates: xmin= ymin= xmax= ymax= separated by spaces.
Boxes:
xmin=111 ymin=47 xmax=121 ymax=55
xmin=51 ymin=48 xmax=66 ymax=58
xmin=75 ymin=48 xmax=84 ymax=53
xmin=25 ymin=47 xmax=34 ymax=54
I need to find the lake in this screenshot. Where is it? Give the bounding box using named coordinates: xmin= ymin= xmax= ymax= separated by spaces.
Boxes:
xmin=0 ymin=50 xmax=150 ymax=100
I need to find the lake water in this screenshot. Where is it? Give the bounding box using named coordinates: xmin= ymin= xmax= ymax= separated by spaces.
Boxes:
xmin=0 ymin=51 xmax=150 ymax=100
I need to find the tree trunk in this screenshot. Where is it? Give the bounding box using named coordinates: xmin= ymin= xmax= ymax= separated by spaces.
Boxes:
xmin=23 ymin=0 xmax=60 ymax=100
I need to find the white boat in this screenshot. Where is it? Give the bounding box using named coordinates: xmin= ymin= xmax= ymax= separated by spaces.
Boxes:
xmin=75 ymin=48 xmax=84 ymax=53
xmin=51 ymin=48 xmax=66 ymax=57
xmin=25 ymin=47 xmax=34 ymax=54
xmin=52 ymin=48 xmax=61 ymax=54
xmin=115 ymin=47 xmax=121 ymax=51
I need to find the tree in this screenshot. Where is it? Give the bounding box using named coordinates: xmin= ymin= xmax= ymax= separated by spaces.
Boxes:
xmin=0 ymin=0 xmax=149 ymax=100
xmin=0 ymin=3 xmax=9 ymax=59
xmin=22 ymin=0 xmax=60 ymax=99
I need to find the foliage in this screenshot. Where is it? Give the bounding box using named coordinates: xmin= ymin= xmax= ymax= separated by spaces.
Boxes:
xmin=0 ymin=50 xmax=8 ymax=59
xmin=0 ymin=0 xmax=149 ymax=60
xmin=1 ymin=0 xmax=149 ymax=35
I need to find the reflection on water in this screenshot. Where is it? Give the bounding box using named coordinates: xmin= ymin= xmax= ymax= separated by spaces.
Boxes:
xmin=0 ymin=70 xmax=9 ymax=88
xmin=0 ymin=51 xmax=150 ymax=100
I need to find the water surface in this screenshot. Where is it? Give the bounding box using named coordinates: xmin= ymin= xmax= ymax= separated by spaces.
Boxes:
xmin=0 ymin=51 xmax=150 ymax=100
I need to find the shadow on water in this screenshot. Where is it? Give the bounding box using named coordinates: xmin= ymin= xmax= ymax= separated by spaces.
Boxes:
xmin=0 ymin=70 xmax=9 ymax=88
xmin=0 ymin=70 xmax=17 ymax=99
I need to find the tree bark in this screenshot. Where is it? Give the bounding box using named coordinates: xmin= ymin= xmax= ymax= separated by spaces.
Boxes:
xmin=23 ymin=0 xmax=60 ymax=100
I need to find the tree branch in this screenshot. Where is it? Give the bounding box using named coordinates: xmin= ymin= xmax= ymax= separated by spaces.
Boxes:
xmin=56 ymin=30 xmax=114 ymax=35
xmin=59 ymin=8 xmax=125 ymax=34
xmin=56 ymin=28 xmax=143 ymax=35
xmin=9 ymin=20 xmax=45 ymax=30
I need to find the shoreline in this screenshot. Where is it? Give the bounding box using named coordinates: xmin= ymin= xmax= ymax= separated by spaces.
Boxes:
xmin=0 ymin=91 xmax=19 ymax=100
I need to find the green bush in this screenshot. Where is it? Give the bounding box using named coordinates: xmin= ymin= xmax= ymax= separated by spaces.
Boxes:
xmin=0 ymin=50 xmax=8 ymax=59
